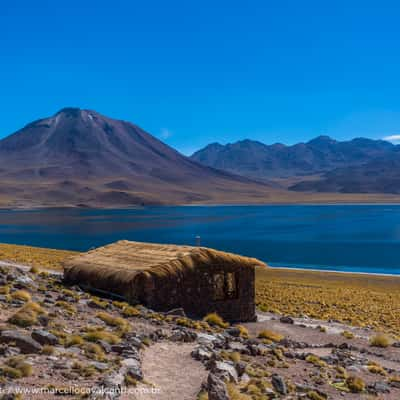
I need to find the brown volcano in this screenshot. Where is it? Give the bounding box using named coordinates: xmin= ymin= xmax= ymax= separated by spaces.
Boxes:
xmin=0 ymin=108 xmax=277 ymax=207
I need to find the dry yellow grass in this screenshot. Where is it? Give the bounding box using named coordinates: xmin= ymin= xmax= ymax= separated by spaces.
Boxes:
xmin=0 ymin=243 xmax=78 ymax=271
xmin=256 ymin=267 xmax=400 ymax=336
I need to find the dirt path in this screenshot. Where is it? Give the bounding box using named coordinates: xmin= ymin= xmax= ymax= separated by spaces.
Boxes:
xmin=135 ymin=342 xmax=207 ymax=400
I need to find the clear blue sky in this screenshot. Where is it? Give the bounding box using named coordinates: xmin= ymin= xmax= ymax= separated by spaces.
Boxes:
xmin=1 ymin=0 xmax=400 ymax=154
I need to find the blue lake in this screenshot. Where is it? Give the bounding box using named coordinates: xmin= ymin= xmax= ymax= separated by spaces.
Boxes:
xmin=1 ymin=205 xmax=400 ymax=274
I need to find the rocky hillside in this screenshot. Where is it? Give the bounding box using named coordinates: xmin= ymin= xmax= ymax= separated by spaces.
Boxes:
xmin=0 ymin=262 xmax=400 ymax=399
xmin=0 ymin=108 xmax=277 ymax=207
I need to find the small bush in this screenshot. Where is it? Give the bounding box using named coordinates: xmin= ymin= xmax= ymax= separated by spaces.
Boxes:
xmin=226 ymin=382 xmax=252 ymax=400
xmin=11 ymin=290 xmax=31 ymax=302
xmin=0 ymin=366 xmax=22 ymax=379
xmin=305 ymin=354 xmax=327 ymax=368
xmin=307 ymin=391 xmax=326 ymax=400
xmin=203 ymin=313 xmax=229 ymax=328
xmin=257 ymin=329 xmax=284 ymax=342
xmin=122 ymin=306 xmax=140 ymax=317
xmin=65 ymin=335 xmax=85 ymax=347
xmin=84 ymin=330 xmax=121 ymax=345
xmin=96 ymin=312 xmax=129 ymax=332
xmin=370 ymin=333 xmax=391 ymax=348
xmin=83 ymin=343 xmax=106 ymax=361
xmin=341 ymin=330 xmax=354 ymax=339
xmin=236 ymin=325 xmax=249 ymax=338
xmin=8 ymin=302 xmax=45 ymax=327
xmin=30 ymin=266 xmax=39 ymax=274
xmin=42 ymin=345 xmax=55 ymax=355
xmin=346 ymin=376 xmax=365 ymax=393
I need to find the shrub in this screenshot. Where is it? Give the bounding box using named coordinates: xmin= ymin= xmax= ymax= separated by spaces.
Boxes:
xmin=203 ymin=313 xmax=229 ymax=328
xmin=42 ymin=345 xmax=55 ymax=355
xmin=83 ymin=343 xmax=106 ymax=361
xmin=96 ymin=312 xmax=129 ymax=332
xmin=122 ymin=306 xmax=140 ymax=317
xmin=0 ymin=366 xmax=22 ymax=379
xmin=65 ymin=335 xmax=84 ymax=347
xmin=236 ymin=325 xmax=249 ymax=338
xmin=367 ymin=361 xmax=386 ymax=375
xmin=0 ymin=285 xmax=10 ymax=295
xmin=346 ymin=376 xmax=365 ymax=393
xmin=226 ymin=383 xmax=252 ymax=400
xmin=305 ymin=354 xmax=327 ymax=368
xmin=8 ymin=302 xmax=45 ymax=327
xmin=341 ymin=330 xmax=354 ymax=339
xmin=6 ymin=357 xmax=33 ymax=377
xmin=307 ymin=391 xmax=326 ymax=400
xmin=84 ymin=330 xmax=121 ymax=345
xmin=370 ymin=333 xmax=391 ymax=348
xmin=11 ymin=290 xmax=31 ymax=302
xmin=30 ymin=266 xmax=39 ymax=274
xmin=257 ymin=329 xmax=284 ymax=342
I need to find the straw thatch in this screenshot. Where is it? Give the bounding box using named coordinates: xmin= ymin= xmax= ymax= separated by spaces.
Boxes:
xmin=64 ymin=240 xmax=263 ymax=290
xmin=63 ymin=240 xmax=265 ymax=320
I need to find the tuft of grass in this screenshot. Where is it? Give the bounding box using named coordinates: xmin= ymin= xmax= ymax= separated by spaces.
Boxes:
xmin=72 ymin=362 xmax=97 ymax=377
xmin=305 ymin=354 xmax=327 ymax=368
xmin=341 ymin=330 xmax=354 ymax=339
xmin=84 ymin=330 xmax=121 ymax=345
xmin=367 ymin=361 xmax=386 ymax=375
xmin=236 ymin=325 xmax=249 ymax=338
xmin=8 ymin=301 xmax=46 ymax=327
xmin=0 ymin=365 xmax=22 ymax=379
xmin=257 ymin=329 xmax=284 ymax=343
xmin=307 ymin=391 xmax=326 ymax=400
xmin=65 ymin=335 xmax=85 ymax=347
xmin=29 ymin=265 xmax=39 ymax=274
xmin=83 ymin=343 xmax=106 ymax=361
xmin=346 ymin=376 xmax=365 ymax=393
xmin=370 ymin=333 xmax=391 ymax=348
xmin=226 ymin=383 xmax=252 ymax=400
xmin=11 ymin=290 xmax=31 ymax=302
xmin=0 ymin=285 xmax=11 ymax=295
xmin=203 ymin=313 xmax=229 ymax=329
xmin=42 ymin=345 xmax=55 ymax=355
xmin=96 ymin=312 xmax=129 ymax=332
xmin=5 ymin=357 xmax=33 ymax=377
xmin=122 ymin=305 xmax=141 ymax=317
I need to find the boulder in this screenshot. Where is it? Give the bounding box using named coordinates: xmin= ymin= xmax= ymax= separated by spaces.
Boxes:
xmin=207 ymin=373 xmax=229 ymax=400
xmin=31 ymin=329 xmax=59 ymax=345
xmin=0 ymin=330 xmax=42 ymax=354
xmin=212 ymin=361 xmax=238 ymax=383
xmin=272 ymin=373 xmax=288 ymax=395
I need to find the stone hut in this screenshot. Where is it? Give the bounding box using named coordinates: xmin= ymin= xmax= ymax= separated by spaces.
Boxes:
xmin=63 ymin=240 xmax=265 ymax=322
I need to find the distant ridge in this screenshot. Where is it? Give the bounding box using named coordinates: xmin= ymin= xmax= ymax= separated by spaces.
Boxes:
xmin=191 ymin=136 xmax=397 ymax=180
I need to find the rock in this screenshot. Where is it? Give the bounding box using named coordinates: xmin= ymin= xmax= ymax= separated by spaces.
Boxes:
xmin=0 ymin=330 xmax=42 ymax=354
xmin=121 ymin=358 xmax=143 ymax=380
xmin=368 ymin=381 xmax=391 ymax=394
xmin=272 ymin=373 xmax=288 ymax=395
xmin=37 ymin=314 xmax=50 ymax=327
xmin=169 ymin=328 xmax=197 ymax=342
xmin=207 ymin=373 xmax=229 ymax=400
xmin=98 ymin=340 xmax=112 ymax=353
xmin=191 ymin=346 xmax=213 ymax=362
xmin=226 ymin=327 xmax=241 ymax=337
xmin=31 ymin=329 xmax=59 ymax=345
xmin=280 ymin=316 xmax=294 ymax=324
xmin=165 ymin=307 xmax=186 ymax=317
xmin=228 ymin=341 xmax=249 ymax=354
xmin=212 ymin=361 xmax=238 ymax=383
xmin=90 ymin=361 xmax=109 ymax=371
xmin=14 ymin=275 xmax=34 ymax=288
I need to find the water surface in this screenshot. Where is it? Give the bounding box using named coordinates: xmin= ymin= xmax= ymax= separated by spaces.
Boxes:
xmin=0 ymin=205 xmax=399 ymax=274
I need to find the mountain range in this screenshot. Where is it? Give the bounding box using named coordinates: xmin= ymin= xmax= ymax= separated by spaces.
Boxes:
xmin=1 ymin=108 xmax=400 ymax=208
xmin=191 ymin=137 xmax=400 ymax=194
xmin=0 ymin=108 xmax=277 ymax=207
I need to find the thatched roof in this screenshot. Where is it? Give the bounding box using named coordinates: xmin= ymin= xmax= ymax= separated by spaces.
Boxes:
xmin=63 ymin=240 xmax=265 ymax=296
